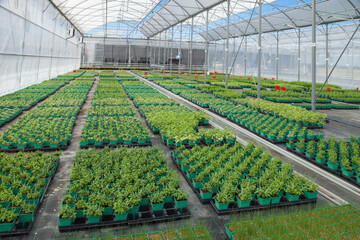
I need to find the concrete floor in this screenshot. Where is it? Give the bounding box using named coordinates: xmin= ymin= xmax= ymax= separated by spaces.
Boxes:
xmin=1 ymin=76 xmax=338 ymax=240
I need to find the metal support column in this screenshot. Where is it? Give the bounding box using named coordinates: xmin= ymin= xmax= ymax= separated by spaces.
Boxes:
xmin=232 ymin=38 xmax=236 ymax=75
xmin=276 ymin=32 xmax=279 ymax=80
xmin=170 ymin=28 xmax=174 ymax=73
xmin=158 ymin=33 xmax=161 ymax=70
xmin=257 ymin=0 xmax=262 ymax=98
xmin=179 ymin=23 xmax=182 ymax=78
xmin=205 ymin=10 xmax=209 ymax=84
xmin=189 ymin=18 xmax=194 ymax=81
xmin=214 ymin=41 xmax=217 ymax=73
xmin=298 ymin=29 xmax=301 ymax=82
xmin=245 ymin=36 xmax=247 ymax=76
xmin=225 ymin=0 xmax=230 ymax=88
xmin=311 ymin=0 xmax=316 ymax=112
xmin=163 ymin=31 xmax=167 ymax=69
xmin=128 ymin=39 xmax=131 ymax=67
xmin=325 ymin=24 xmax=329 ymax=79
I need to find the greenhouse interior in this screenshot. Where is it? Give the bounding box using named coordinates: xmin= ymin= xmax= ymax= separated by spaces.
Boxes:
xmin=1 ymin=0 xmax=360 ymax=239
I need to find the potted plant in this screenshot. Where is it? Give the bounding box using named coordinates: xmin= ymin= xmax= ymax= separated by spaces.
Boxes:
xmin=86 ymin=204 xmax=103 ymax=224
xmin=74 ymin=200 xmax=88 ymax=218
xmin=19 ymin=202 xmax=35 ymax=224
xmin=285 ymin=177 xmax=302 ymax=202
xmin=150 ymin=192 xmax=164 ymax=211
xmin=296 ymin=139 xmax=305 ymax=154
xmin=62 ymin=195 xmax=76 ymax=208
xmin=305 ymin=141 xmax=316 ymax=158
xmin=174 ymin=190 xmax=189 ymax=209
xmin=327 ymin=149 xmax=339 ymax=170
xmin=236 ymin=188 xmax=252 ymax=208
xmin=58 ymin=205 xmax=76 ymax=227
xmin=286 ymin=140 xmax=295 ymax=149
xmin=200 ymin=183 xmax=214 ymax=200
xmin=113 ymin=200 xmax=130 ymax=221
xmin=303 ymin=179 xmax=318 ymax=199
xmin=214 ymin=192 xmax=231 ymax=210
xmin=256 ymin=188 xmax=271 ymax=205
xmin=0 ymin=208 xmax=18 ymax=232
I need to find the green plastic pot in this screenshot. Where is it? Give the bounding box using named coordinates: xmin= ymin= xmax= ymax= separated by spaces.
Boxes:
xmin=186 ymin=172 xmax=196 ymax=180
xmin=164 ymin=196 xmax=173 ymax=203
xmin=75 ymin=209 xmax=85 ymax=218
xmin=271 ymin=195 xmax=281 ymax=204
xmin=257 ymin=196 xmax=271 ymax=205
xmin=87 ymin=216 xmax=101 ymax=224
xmin=341 ymin=169 xmax=354 ymax=177
xmin=192 ymin=179 xmax=203 ymax=189
xmin=58 ymin=217 xmax=72 ymax=227
xmin=295 ymin=148 xmax=304 ymax=154
xmin=0 ymin=220 xmax=15 ymax=232
xmin=327 ymin=162 xmax=339 ymax=170
xmin=306 ymin=153 xmax=315 ymax=159
xmin=236 ymin=197 xmax=251 ymax=208
xmin=316 ymin=158 xmax=326 ymax=164
xmin=174 ymin=199 xmax=187 ymax=209
xmin=80 ymin=142 xmax=87 ymax=147
xmin=19 ymin=212 xmax=34 ymax=223
xmin=304 ymin=191 xmax=318 ymax=199
xmin=200 ymin=190 xmax=213 ymax=200
xmin=151 ymin=202 xmax=164 ymax=211
xmin=102 ymin=207 xmax=113 ymax=215
xmin=214 ymin=199 xmax=229 ymax=210
xmin=286 ymin=193 xmax=300 ymax=202
xmin=140 ymin=197 xmax=149 ymax=206
xmin=115 ymin=212 xmax=128 ymax=221
xmin=129 ymin=205 xmax=139 ymax=215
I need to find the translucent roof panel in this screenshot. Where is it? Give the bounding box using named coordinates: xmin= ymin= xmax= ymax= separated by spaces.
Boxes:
xmin=201 ymin=0 xmax=360 ymax=41
xmin=52 ymin=0 xmax=161 ymax=35
xmin=139 ymin=0 xmax=226 ymax=38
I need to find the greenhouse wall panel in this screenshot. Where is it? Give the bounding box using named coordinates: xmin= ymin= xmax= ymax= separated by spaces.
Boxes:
xmin=0 ymin=0 xmax=81 ymax=96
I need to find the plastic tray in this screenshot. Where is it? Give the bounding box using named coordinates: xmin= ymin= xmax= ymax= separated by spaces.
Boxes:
xmin=287 ymin=147 xmax=360 ymax=188
xmin=58 ymin=203 xmax=190 ymax=232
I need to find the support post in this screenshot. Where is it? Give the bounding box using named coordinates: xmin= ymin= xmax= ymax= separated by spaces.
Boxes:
xmin=158 ymin=33 xmax=161 ymax=70
xmin=214 ymin=41 xmax=217 ymax=73
xmin=179 ymin=23 xmax=182 ymax=78
xmin=128 ymin=39 xmax=131 ymax=67
xmin=257 ymin=0 xmax=262 ymax=98
xmin=205 ymin=10 xmax=209 ymax=84
xmin=163 ymin=31 xmax=167 ymax=69
xmin=298 ymin=28 xmax=301 ymax=82
xmin=232 ymin=38 xmax=236 ymax=75
xmin=225 ymin=0 xmax=230 ymax=88
xmin=245 ymin=36 xmax=247 ymax=76
xmin=276 ymin=32 xmax=279 ymax=80
xmin=170 ymin=28 xmax=174 ymax=74
xmin=311 ymin=0 xmax=316 ymax=112
xmin=325 ymin=24 xmax=329 ymax=80
xmin=189 ymin=18 xmax=194 ymax=81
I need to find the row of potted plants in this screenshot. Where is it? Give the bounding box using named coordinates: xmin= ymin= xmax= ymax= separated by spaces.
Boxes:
xmin=0 ymin=81 xmax=67 ymax=110
xmin=225 ymin=204 xmax=359 ymax=240
xmin=173 ymin=142 xmax=318 ymax=211
xmin=209 ymin=103 xmax=323 ymax=143
xmin=59 ymin=147 xmax=189 ymax=226
xmin=0 ymin=151 xmax=61 ymax=232
xmin=0 ymin=80 xmax=94 ymax=150
xmin=80 ymin=81 xmax=151 ymax=147
xmin=147 ymin=79 xmax=325 ymax=145
xmin=121 ymin=80 xmax=236 ymax=147
xmin=290 ymin=137 xmax=360 ymax=183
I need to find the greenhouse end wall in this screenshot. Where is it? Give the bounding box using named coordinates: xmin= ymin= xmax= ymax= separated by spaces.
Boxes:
xmin=0 ymin=0 xmax=82 ymax=96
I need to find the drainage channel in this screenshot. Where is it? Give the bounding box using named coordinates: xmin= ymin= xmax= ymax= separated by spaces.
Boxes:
xmin=134 ymin=74 xmax=360 ymax=206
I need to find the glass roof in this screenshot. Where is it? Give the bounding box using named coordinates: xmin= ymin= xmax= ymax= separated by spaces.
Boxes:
xmin=52 ymin=0 xmax=360 ymax=40
xmin=200 ymin=0 xmax=360 ymax=41
xmin=52 ymin=0 xmax=161 ymax=35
